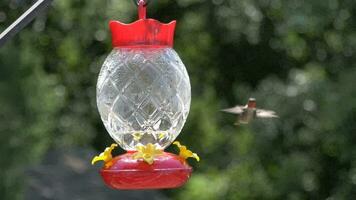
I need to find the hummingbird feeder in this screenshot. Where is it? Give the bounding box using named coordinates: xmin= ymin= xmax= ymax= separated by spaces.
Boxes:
xmin=92 ymin=0 xmax=199 ymax=190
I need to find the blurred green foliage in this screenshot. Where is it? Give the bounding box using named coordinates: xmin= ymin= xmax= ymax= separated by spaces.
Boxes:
xmin=1 ymin=0 xmax=356 ymax=199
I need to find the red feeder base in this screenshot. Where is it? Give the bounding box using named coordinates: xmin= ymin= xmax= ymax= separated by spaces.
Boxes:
xmin=100 ymin=152 xmax=192 ymax=190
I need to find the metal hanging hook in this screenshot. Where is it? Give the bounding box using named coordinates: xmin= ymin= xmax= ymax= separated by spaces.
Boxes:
xmin=133 ymin=0 xmax=149 ymax=6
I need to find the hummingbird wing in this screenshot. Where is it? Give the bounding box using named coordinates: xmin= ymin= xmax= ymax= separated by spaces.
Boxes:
xmin=256 ymin=109 xmax=279 ymax=118
xmin=221 ymin=105 xmax=244 ymax=114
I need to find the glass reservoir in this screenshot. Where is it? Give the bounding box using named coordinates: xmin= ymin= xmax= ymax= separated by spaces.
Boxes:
xmin=97 ymin=47 xmax=191 ymax=150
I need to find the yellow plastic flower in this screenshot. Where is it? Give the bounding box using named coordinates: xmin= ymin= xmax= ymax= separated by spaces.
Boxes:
xmin=91 ymin=144 xmax=118 ymax=166
xmin=132 ymin=143 xmax=163 ymax=165
xmin=173 ymin=141 xmax=200 ymax=161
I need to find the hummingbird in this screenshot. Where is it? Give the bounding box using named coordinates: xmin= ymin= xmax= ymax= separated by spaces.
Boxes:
xmin=221 ymin=98 xmax=278 ymax=125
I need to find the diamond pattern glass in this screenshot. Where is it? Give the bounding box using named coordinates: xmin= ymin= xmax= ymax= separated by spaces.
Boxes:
xmin=97 ymin=48 xmax=191 ymax=151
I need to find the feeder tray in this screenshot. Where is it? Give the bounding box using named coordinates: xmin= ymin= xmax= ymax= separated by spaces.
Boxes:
xmin=100 ymin=152 xmax=192 ymax=190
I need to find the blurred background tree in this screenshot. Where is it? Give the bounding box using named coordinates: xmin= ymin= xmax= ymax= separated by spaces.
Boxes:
xmin=0 ymin=0 xmax=356 ymax=199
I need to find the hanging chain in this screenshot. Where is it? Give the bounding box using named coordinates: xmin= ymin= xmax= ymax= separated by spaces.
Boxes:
xmin=133 ymin=0 xmax=149 ymax=6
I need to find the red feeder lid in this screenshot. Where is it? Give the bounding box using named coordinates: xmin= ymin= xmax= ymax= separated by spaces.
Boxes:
xmin=109 ymin=2 xmax=176 ymax=48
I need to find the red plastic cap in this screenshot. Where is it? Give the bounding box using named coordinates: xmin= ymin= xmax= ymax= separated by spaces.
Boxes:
xmin=100 ymin=152 xmax=192 ymax=190
xmin=109 ymin=19 xmax=176 ymax=48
